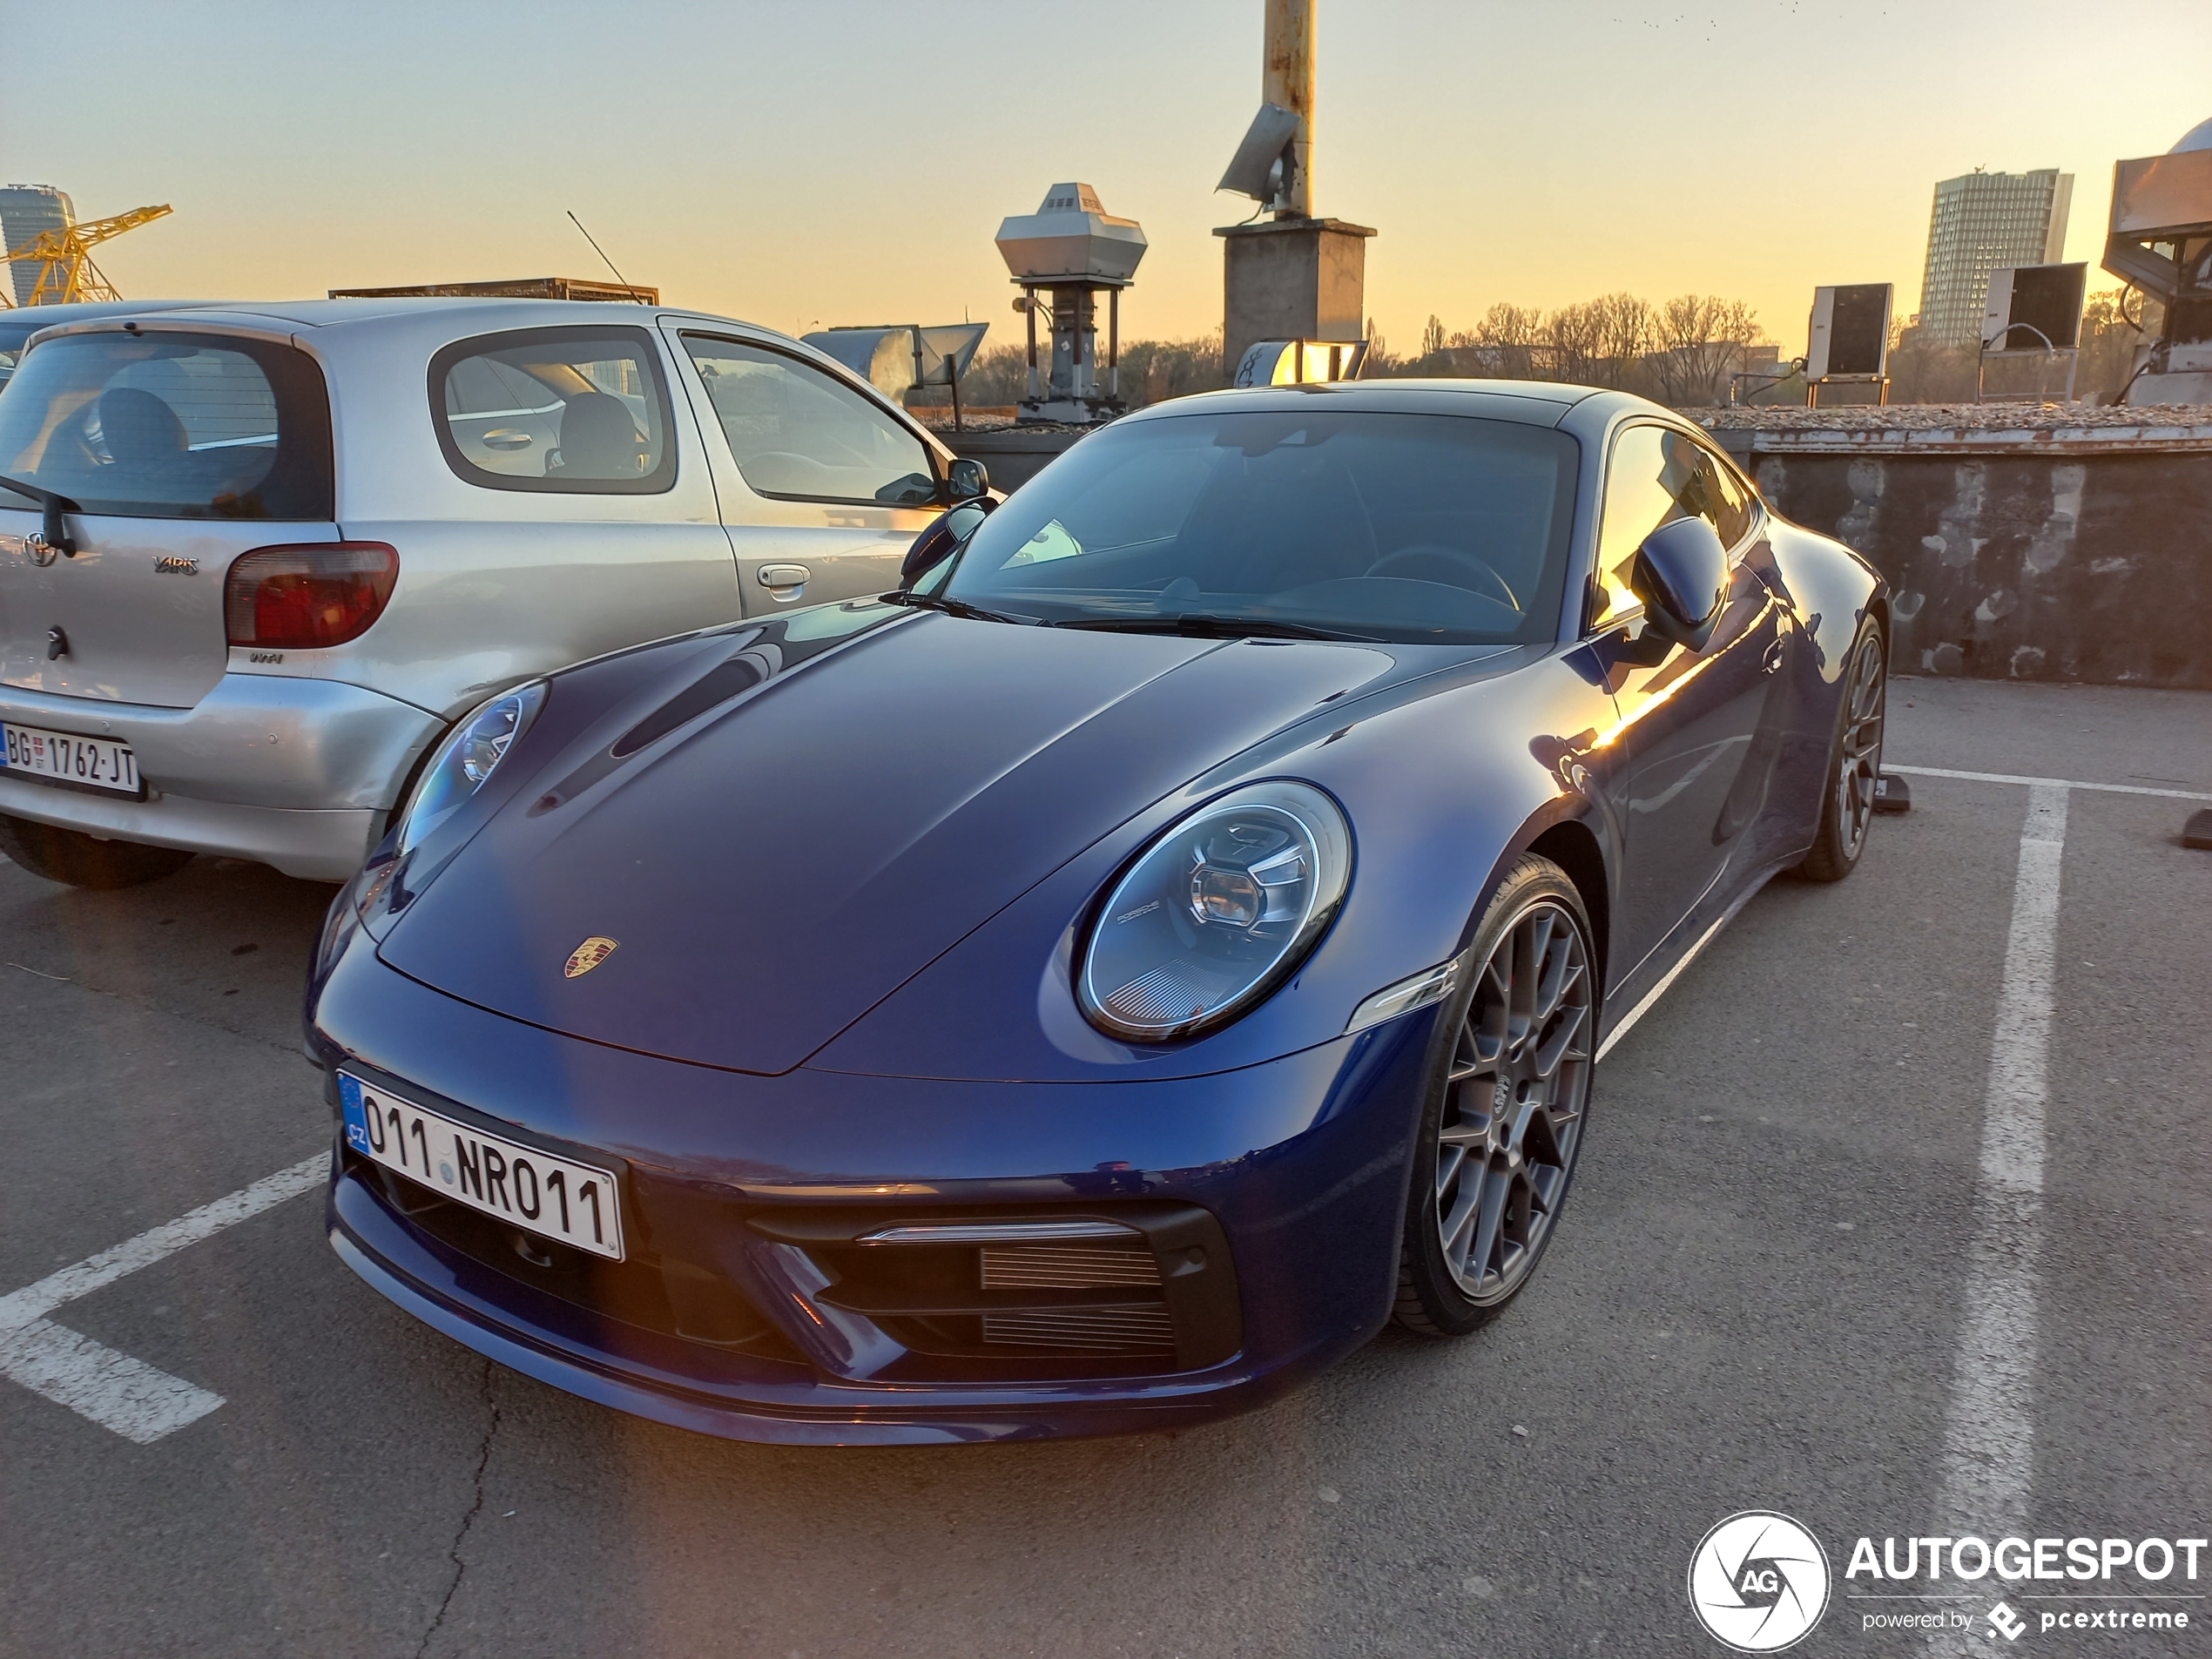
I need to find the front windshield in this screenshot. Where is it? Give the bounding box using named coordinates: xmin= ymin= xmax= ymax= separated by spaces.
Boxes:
xmin=940 ymin=406 xmax=1579 ymax=644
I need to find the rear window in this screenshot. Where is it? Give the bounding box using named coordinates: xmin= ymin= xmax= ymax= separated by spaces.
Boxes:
xmin=0 ymin=331 xmax=333 ymax=519
xmin=430 ymin=327 xmax=674 ymax=494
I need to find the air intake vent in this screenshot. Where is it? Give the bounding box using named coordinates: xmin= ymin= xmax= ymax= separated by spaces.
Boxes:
xmin=980 ymin=1244 xmax=1162 ymax=1290
xmin=982 ymin=1305 xmax=1175 ymax=1353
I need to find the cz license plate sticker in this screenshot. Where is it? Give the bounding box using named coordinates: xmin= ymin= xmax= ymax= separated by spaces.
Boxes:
xmin=339 ymin=1073 xmax=624 ymax=1260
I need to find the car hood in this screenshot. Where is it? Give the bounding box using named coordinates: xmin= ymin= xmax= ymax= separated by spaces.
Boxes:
xmin=378 ymin=610 xmax=1404 ymax=1074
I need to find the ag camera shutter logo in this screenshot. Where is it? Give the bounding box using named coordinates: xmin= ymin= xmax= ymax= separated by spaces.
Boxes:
xmin=1688 ymin=1511 xmax=1832 ymax=1651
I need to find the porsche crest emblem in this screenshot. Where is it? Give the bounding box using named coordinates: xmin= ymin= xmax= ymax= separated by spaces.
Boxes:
xmin=563 ymin=936 xmax=619 ymax=978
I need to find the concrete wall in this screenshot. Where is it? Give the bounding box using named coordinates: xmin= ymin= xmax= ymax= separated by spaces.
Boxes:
xmin=1710 ymin=433 xmax=2212 ymax=689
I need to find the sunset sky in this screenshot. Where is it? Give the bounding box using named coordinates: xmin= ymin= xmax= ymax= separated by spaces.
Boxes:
xmin=7 ymin=0 xmax=2208 ymax=356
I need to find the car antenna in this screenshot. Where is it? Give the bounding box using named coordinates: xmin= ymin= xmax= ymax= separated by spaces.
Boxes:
xmin=566 ymin=211 xmax=639 ymax=300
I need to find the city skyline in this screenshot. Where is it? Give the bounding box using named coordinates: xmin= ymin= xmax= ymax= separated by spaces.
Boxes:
xmin=3 ymin=0 xmax=2208 ymax=355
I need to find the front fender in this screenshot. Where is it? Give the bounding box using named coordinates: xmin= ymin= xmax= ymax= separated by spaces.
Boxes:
xmin=807 ymin=647 xmax=1622 ymax=1083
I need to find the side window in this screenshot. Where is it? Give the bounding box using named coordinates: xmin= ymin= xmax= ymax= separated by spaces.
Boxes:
xmin=1690 ymin=441 xmax=1757 ymax=550
xmin=430 ymin=327 xmax=674 ymax=494
xmin=1588 ymin=426 xmax=1756 ymax=630
xmin=681 ymin=334 xmax=937 ymax=507
xmin=0 ymin=330 xmax=332 ymax=520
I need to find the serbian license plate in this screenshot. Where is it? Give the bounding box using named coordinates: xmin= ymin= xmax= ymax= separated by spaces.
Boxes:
xmin=339 ymin=1074 xmax=625 ymax=1261
xmin=1 ymin=721 xmax=141 ymax=796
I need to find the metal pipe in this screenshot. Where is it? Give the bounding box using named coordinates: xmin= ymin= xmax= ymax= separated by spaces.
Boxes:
xmin=1109 ymin=287 xmax=1120 ymax=401
xmin=1024 ymin=288 xmax=1039 ymax=403
xmin=1263 ymin=0 xmax=1316 ymax=218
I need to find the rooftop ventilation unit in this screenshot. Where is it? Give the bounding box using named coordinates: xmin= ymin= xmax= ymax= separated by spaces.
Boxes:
xmin=2102 ymin=118 xmax=2212 ymax=403
xmin=994 ymin=184 xmax=1148 ymax=426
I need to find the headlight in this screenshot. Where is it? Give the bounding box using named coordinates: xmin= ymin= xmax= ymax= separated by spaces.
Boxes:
xmin=396 ymin=681 xmax=547 ymax=855
xmin=1077 ymin=781 xmax=1352 ymax=1042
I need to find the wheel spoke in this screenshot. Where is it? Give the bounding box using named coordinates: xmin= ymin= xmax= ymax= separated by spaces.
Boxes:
xmin=1435 ymin=1142 xmax=1467 ymax=1200
xmin=1534 ymin=940 xmax=1577 ymax=1022
xmin=1440 ymin=1170 xmax=1482 ymax=1266
xmin=1465 ymin=1166 xmax=1511 ymax=1287
xmin=1530 ymin=998 xmax=1589 ymax=1079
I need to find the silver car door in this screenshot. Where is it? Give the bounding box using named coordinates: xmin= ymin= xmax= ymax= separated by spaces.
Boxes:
xmin=335 ymin=320 xmax=743 ymax=724
xmin=660 ymin=324 xmax=944 ymax=612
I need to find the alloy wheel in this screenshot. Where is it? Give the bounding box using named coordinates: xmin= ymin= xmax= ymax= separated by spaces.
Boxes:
xmin=1431 ymin=899 xmax=1595 ymax=1303
xmin=1835 ymin=635 xmax=1886 ymax=862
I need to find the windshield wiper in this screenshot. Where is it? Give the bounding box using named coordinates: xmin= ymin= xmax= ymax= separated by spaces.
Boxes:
xmin=1053 ymin=612 xmax=1379 ymax=643
xmin=0 ymin=473 xmax=80 ymax=556
xmin=880 ymin=590 xmax=1039 ymax=626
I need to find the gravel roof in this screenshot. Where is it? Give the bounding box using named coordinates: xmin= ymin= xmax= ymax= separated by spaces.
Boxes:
xmin=1696 ymin=402 xmax=2212 ymax=432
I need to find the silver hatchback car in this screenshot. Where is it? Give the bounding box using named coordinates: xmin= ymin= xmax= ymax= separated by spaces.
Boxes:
xmin=0 ymin=299 xmax=975 ymax=886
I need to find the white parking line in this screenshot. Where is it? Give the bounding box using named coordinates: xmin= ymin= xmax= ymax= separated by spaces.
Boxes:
xmin=0 ymin=1154 xmax=326 ymax=1443
xmin=1888 ymin=764 xmax=2211 ymax=802
xmin=1934 ymin=783 xmax=2067 ymax=1537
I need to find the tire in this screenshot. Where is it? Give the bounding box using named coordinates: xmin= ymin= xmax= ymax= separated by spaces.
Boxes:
xmin=1394 ymin=854 xmax=1598 ymax=1337
xmin=1791 ymin=618 xmax=1886 ymax=883
xmin=0 ymin=815 xmax=195 ymax=890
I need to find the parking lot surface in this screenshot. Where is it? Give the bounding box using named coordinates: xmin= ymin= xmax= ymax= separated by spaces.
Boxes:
xmin=3 ymin=675 xmax=2208 ymax=1657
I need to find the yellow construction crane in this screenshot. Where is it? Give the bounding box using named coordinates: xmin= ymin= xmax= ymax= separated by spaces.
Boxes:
xmin=1 ymin=204 xmax=173 ymax=307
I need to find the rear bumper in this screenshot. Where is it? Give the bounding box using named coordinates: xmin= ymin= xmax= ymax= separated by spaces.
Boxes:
xmin=0 ymin=674 xmax=441 ymax=880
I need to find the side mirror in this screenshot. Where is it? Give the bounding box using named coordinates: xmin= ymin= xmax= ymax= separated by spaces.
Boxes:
xmin=900 ymin=497 xmax=995 ymax=586
xmin=1628 ymin=517 xmax=1729 ymax=651
xmin=947 ymin=456 xmax=989 ymax=502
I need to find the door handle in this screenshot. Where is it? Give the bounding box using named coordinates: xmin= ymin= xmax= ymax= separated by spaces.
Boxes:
xmin=1762 ymin=637 xmax=1785 ymax=676
xmin=757 ymin=563 xmax=810 ymax=589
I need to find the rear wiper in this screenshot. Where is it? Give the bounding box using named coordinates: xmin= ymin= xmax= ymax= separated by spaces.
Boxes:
xmin=879 ymin=590 xmax=1039 ymax=626
xmin=1054 ymin=612 xmax=1379 ymax=643
xmin=0 ymin=473 xmax=80 ymax=556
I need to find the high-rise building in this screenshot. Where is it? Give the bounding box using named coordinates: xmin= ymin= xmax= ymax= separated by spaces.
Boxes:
xmin=0 ymin=185 xmax=78 ymax=306
xmin=1915 ymin=168 xmax=2073 ymax=348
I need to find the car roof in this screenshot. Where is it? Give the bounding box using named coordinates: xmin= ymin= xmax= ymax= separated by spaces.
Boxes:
xmin=108 ymin=297 xmax=711 ymax=333
xmin=1116 ymin=379 xmax=1701 ymax=435
xmin=1111 ymin=378 xmax=1602 ymax=428
xmin=0 ymin=300 xmax=223 ymax=352
xmin=18 ymin=298 xmax=807 ymax=359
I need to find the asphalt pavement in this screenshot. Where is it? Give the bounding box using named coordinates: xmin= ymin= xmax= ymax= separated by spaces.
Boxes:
xmin=1 ymin=675 xmax=2207 ymax=1658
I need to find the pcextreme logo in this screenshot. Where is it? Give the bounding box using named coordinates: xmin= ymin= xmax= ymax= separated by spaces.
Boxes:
xmin=1689 ymin=1512 xmax=1832 ymax=1652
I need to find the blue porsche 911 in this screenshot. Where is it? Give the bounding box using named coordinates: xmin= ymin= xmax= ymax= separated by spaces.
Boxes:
xmin=307 ymin=380 xmax=1888 ymax=1443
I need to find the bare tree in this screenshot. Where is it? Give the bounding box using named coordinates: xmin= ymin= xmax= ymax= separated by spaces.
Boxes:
xmin=1545 ymin=300 xmax=1607 ymax=387
xmin=1471 ymin=303 xmax=1544 ymax=379
xmin=1648 ymin=294 xmax=1762 ymax=407
xmin=1591 ymin=292 xmax=1653 ymax=389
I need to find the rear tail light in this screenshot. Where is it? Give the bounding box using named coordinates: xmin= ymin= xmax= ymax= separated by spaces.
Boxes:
xmin=225 ymin=543 xmax=398 ymax=650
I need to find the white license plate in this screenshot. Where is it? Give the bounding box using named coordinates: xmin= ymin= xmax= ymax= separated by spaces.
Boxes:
xmin=1 ymin=720 xmax=141 ymax=795
xmin=339 ymin=1073 xmax=625 ymax=1261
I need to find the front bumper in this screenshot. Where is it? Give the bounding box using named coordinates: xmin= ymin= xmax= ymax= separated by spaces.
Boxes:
xmin=310 ymin=930 xmax=1442 ymax=1443
xmin=0 ymin=674 xmax=442 ymax=880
